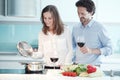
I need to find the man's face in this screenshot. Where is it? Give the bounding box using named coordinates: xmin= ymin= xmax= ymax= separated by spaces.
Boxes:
xmin=77 ymin=7 xmax=92 ymax=25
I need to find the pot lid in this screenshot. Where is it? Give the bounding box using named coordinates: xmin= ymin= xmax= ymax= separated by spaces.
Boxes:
xmin=17 ymin=41 xmax=33 ymax=57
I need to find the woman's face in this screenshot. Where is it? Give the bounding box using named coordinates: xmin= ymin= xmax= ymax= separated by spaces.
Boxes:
xmin=77 ymin=7 xmax=92 ymax=25
xmin=43 ymin=12 xmax=54 ymax=30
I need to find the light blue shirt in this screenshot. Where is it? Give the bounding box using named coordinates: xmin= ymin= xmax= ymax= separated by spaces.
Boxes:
xmin=72 ymin=19 xmax=112 ymax=65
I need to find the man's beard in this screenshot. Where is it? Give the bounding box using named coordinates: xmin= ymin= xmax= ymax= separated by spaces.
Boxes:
xmin=80 ymin=17 xmax=86 ymax=24
xmin=80 ymin=17 xmax=90 ymax=25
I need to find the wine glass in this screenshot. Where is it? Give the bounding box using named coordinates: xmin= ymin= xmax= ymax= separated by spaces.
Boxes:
xmin=77 ymin=36 xmax=85 ymax=47
xmin=50 ymin=51 xmax=59 ymax=69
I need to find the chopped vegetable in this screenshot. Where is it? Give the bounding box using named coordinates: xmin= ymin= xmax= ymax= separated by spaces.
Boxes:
xmin=62 ymin=71 xmax=77 ymax=77
xmin=61 ymin=64 xmax=98 ymax=77
xmin=87 ymin=64 xmax=97 ymax=74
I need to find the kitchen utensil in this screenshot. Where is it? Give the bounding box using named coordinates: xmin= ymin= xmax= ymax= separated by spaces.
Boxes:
xmin=21 ymin=62 xmax=46 ymax=73
xmin=26 ymin=62 xmax=45 ymax=71
xmin=17 ymin=41 xmax=46 ymax=73
xmin=17 ymin=41 xmax=33 ymax=57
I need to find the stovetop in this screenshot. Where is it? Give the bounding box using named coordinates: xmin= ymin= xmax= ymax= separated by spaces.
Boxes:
xmin=0 ymin=69 xmax=47 ymax=74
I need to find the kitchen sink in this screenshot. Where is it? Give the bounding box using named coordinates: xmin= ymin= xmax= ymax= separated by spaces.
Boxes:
xmin=103 ymin=70 xmax=120 ymax=77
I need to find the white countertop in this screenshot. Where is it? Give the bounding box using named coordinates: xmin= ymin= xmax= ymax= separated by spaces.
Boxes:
xmin=0 ymin=54 xmax=43 ymax=62
xmin=100 ymin=54 xmax=120 ymax=71
xmin=0 ymin=70 xmax=119 ymax=80
xmin=0 ymin=53 xmax=120 ymax=71
xmin=101 ymin=54 xmax=120 ymax=64
xmin=1 ymin=53 xmax=120 ymax=63
xmin=0 ymin=54 xmax=120 ymax=80
xmin=0 ymin=54 xmax=44 ymax=69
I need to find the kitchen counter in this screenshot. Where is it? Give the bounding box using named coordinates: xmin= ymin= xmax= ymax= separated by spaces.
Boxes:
xmin=0 ymin=69 xmax=120 ymax=80
xmin=0 ymin=53 xmax=43 ymax=62
xmin=0 ymin=53 xmax=120 ymax=80
xmin=1 ymin=53 xmax=120 ymax=71
xmin=0 ymin=53 xmax=43 ymax=69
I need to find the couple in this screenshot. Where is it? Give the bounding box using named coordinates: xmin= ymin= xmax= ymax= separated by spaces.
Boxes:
xmin=36 ymin=0 xmax=112 ymax=68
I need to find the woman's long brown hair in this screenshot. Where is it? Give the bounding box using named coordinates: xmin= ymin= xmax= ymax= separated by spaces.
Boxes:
xmin=41 ymin=5 xmax=64 ymax=35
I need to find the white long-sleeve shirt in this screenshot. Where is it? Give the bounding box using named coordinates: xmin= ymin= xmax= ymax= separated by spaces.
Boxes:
xmin=38 ymin=26 xmax=73 ymax=66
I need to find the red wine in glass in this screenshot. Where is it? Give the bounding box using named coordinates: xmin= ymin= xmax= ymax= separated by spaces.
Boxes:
xmin=50 ymin=57 xmax=59 ymax=69
xmin=50 ymin=58 xmax=59 ymax=63
xmin=77 ymin=42 xmax=85 ymax=47
xmin=77 ymin=36 xmax=85 ymax=47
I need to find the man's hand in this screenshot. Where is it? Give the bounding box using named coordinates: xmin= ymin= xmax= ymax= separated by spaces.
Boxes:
xmin=79 ymin=46 xmax=101 ymax=54
xmin=79 ymin=46 xmax=91 ymax=54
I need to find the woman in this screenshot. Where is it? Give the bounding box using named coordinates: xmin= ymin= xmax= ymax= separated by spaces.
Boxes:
xmin=38 ymin=5 xmax=73 ymax=68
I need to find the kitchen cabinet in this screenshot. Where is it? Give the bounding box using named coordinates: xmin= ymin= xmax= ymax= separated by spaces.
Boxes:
xmin=7 ymin=0 xmax=36 ymax=17
xmin=0 ymin=0 xmax=40 ymax=21
xmin=0 ymin=0 xmax=5 ymax=16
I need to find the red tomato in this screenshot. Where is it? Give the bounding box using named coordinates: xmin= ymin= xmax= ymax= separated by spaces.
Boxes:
xmin=71 ymin=72 xmax=77 ymax=77
xmin=62 ymin=72 xmax=77 ymax=77
xmin=87 ymin=65 xmax=97 ymax=74
xmin=62 ymin=72 xmax=68 ymax=76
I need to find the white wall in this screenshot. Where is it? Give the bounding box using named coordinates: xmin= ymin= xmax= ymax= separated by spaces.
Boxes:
xmin=41 ymin=0 xmax=120 ymax=23
xmin=41 ymin=0 xmax=79 ymax=22
xmin=96 ymin=0 xmax=120 ymax=23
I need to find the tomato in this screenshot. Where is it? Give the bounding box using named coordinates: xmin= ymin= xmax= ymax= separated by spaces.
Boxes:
xmin=71 ymin=72 xmax=77 ymax=77
xmin=87 ymin=65 xmax=97 ymax=74
xmin=62 ymin=72 xmax=67 ymax=76
xmin=62 ymin=71 xmax=77 ymax=77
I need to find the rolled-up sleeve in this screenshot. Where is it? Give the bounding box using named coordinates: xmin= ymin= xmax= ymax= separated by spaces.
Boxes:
xmin=99 ymin=27 xmax=113 ymax=56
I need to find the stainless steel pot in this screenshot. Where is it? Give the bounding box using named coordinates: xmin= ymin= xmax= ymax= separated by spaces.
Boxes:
xmin=24 ymin=62 xmax=45 ymax=74
xmin=17 ymin=41 xmax=45 ymax=73
xmin=26 ymin=62 xmax=44 ymax=71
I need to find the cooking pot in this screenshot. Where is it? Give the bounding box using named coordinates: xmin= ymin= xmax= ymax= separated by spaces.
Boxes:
xmin=24 ymin=62 xmax=45 ymax=73
xmin=17 ymin=41 xmax=45 ymax=73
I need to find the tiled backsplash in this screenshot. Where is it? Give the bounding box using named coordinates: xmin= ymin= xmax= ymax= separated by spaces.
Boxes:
xmin=0 ymin=22 xmax=120 ymax=54
xmin=0 ymin=23 xmax=42 ymax=52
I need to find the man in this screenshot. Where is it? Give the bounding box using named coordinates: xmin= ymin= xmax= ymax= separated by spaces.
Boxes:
xmin=72 ymin=0 xmax=112 ymax=65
